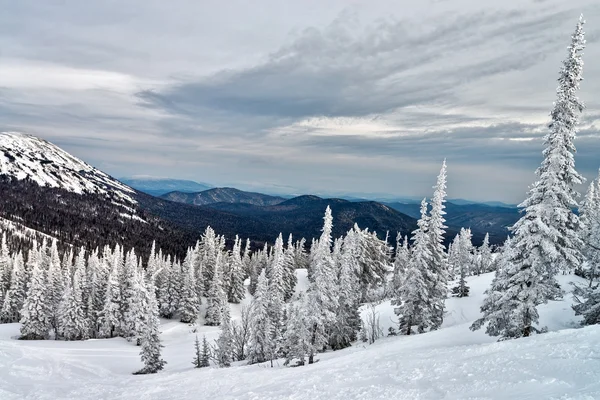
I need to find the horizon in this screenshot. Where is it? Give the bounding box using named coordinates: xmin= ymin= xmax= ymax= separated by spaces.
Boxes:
xmin=1 ymin=1 xmax=599 ymax=203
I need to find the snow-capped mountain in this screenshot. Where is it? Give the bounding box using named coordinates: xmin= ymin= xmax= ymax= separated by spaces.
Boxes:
xmin=0 ymin=132 xmax=136 ymax=204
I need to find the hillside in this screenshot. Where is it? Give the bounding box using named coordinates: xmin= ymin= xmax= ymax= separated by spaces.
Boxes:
xmin=386 ymin=201 xmax=520 ymax=245
xmin=161 ymin=187 xmax=286 ymax=206
xmin=0 ymin=272 xmax=597 ymax=399
xmin=0 ymin=132 xmax=418 ymax=254
xmin=120 ymin=177 xmax=212 ymax=197
xmin=203 ymin=195 xmax=417 ymax=241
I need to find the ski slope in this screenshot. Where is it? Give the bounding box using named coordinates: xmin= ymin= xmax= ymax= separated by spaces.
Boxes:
xmin=1 ymin=272 xmax=599 ymax=400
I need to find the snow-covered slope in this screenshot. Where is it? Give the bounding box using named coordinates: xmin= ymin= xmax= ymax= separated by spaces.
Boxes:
xmin=0 ymin=132 xmax=136 ymax=204
xmin=0 ymin=272 xmax=598 ymax=400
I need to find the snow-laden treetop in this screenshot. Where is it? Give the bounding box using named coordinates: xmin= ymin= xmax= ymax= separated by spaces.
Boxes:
xmin=0 ymin=132 xmax=136 ymax=204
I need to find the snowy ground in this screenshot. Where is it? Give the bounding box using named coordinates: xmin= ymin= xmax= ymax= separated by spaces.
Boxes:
xmin=1 ymin=272 xmax=599 ymax=400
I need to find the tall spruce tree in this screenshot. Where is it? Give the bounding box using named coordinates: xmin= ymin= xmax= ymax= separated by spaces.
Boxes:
xmin=392 ymin=199 xmax=433 ymax=335
xmin=472 ymin=17 xmax=586 ymax=339
xmin=1 ymin=252 xmax=27 ymax=323
xmin=179 ymin=249 xmax=200 ymax=324
xmin=205 ymin=252 xmax=227 ymax=326
xmin=282 ymin=234 xmax=298 ymax=301
xmin=134 ymin=277 xmax=166 ymax=374
xmin=20 ymin=258 xmax=51 ymax=340
xmin=428 ymin=160 xmax=449 ymax=329
xmin=227 ymin=237 xmax=245 ymax=304
xmin=98 ymin=260 xmax=122 ymax=338
xmin=329 ymin=230 xmax=361 ymax=350
xmin=247 ymin=270 xmax=276 ymax=365
xmin=214 ymin=305 xmax=234 ymax=367
xmin=305 ymin=206 xmax=338 ymax=360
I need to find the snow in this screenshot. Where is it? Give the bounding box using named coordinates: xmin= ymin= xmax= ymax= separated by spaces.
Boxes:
xmin=0 ymin=216 xmax=60 ymax=243
xmin=0 ymin=132 xmax=137 ymax=205
xmin=1 ymin=271 xmax=599 ymax=399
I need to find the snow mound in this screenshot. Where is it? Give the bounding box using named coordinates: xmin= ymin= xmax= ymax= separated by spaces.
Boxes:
xmin=0 ymin=132 xmax=136 ymax=205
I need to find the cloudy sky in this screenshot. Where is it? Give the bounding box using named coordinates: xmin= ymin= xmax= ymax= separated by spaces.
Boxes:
xmin=1 ymin=0 xmax=599 ymax=203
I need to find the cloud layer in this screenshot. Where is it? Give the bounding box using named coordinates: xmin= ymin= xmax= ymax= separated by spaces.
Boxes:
xmin=1 ymin=0 xmax=600 ymax=202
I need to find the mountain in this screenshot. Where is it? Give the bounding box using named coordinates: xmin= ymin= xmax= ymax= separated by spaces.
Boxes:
xmin=0 ymin=132 xmax=418 ymax=254
xmin=0 ymin=132 xmax=136 ymax=205
xmin=120 ymin=177 xmax=212 ymax=196
xmin=161 ymin=187 xmax=286 ymax=206
xmin=202 ymin=195 xmax=417 ymax=242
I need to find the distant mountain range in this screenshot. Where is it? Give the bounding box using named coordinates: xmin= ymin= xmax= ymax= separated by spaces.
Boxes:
xmin=0 ymin=132 xmax=424 ymax=256
xmin=119 ymin=177 xmax=212 ymax=196
xmin=161 ymin=188 xmax=286 ymax=206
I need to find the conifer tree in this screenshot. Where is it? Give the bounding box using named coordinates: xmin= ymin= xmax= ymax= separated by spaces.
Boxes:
xmin=451 ymin=228 xmax=473 ymax=298
xmin=0 ymin=233 xmax=10 ymax=305
xmin=428 ymin=160 xmax=449 ymax=329
xmin=46 ymin=240 xmax=64 ymax=337
xmin=329 ymin=230 xmax=361 ymax=350
xmin=282 ymin=234 xmax=298 ymax=301
xmin=392 ymin=234 xmax=409 ymax=296
xmin=572 ymin=172 xmax=600 ymax=324
xmin=477 ymin=233 xmax=493 ymax=275
xmin=227 ymin=237 xmax=246 ymax=303
xmin=179 ymin=251 xmax=200 ymax=324
xmin=354 ymin=225 xmax=390 ymax=302
xmin=267 ymin=233 xmax=286 ymax=339
xmin=473 ymin=17 xmax=586 ymax=339
xmin=20 ymin=258 xmax=51 ymax=340
xmin=1 ymin=252 xmax=26 ymax=323
xmin=392 ymin=199 xmax=433 ymax=335
xmin=192 ymin=334 xmax=211 ymax=368
xmin=205 ymin=252 xmax=227 ymax=326
xmin=159 ymin=257 xmax=180 ymax=319
xmin=305 ymin=206 xmax=338 ymax=360
xmin=248 ymin=270 xmax=276 ymax=365
xmin=86 ymin=250 xmax=106 ymax=338
xmin=98 ymin=260 xmax=122 ymax=338
xmin=134 ymin=278 xmax=166 ymax=374
xmin=282 ymin=297 xmax=312 ymax=366
xmin=214 ymin=306 xmax=234 ymax=367
xmin=58 ymin=250 xmax=88 ymax=340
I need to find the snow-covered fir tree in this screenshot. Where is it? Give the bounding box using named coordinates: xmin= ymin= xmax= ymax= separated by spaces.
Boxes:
xmin=329 ymin=229 xmax=361 ymax=350
xmin=267 ymin=233 xmax=286 ymax=341
xmin=428 ymin=159 xmax=449 ymax=329
xmin=205 ymin=252 xmax=227 ymax=326
xmin=247 ymin=270 xmax=276 ymax=365
xmin=58 ymin=249 xmax=88 ymax=340
xmin=98 ymin=258 xmax=122 ymax=338
xmin=214 ymin=305 xmax=234 ymax=367
xmin=477 ymin=233 xmax=493 ymax=275
xmin=1 ymin=251 xmax=26 ymax=323
xmin=305 ymin=206 xmax=338 ymax=359
xmin=282 ymin=234 xmax=298 ymax=301
xmin=159 ymin=257 xmax=180 ymax=319
xmin=354 ymin=225 xmax=390 ymax=302
xmin=282 ymin=296 xmax=312 ymax=366
xmin=392 ymin=234 xmax=409 ymax=296
xmin=451 ymin=228 xmax=474 ymax=298
xmin=472 ymin=17 xmax=587 ymax=339
xmin=19 ymin=257 xmax=51 ymax=340
xmin=227 ymin=236 xmax=245 ymax=304
xmin=392 ymin=199 xmax=433 ymax=335
xmin=192 ymin=334 xmax=211 ymax=368
xmin=178 ymin=249 xmax=200 ymax=324
xmin=134 ymin=277 xmax=166 ymax=374
xmin=572 ymin=172 xmax=600 ymax=325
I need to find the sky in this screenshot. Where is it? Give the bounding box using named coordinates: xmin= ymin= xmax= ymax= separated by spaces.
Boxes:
xmin=1 ymin=0 xmax=599 ymax=203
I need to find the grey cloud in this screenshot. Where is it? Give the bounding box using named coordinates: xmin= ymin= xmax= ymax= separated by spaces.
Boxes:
xmin=137 ymin=9 xmax=576 ymax=121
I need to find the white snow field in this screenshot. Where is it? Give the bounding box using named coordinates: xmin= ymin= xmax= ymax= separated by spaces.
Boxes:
xmin=1 ymin=272 xmax=599 ymax=400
